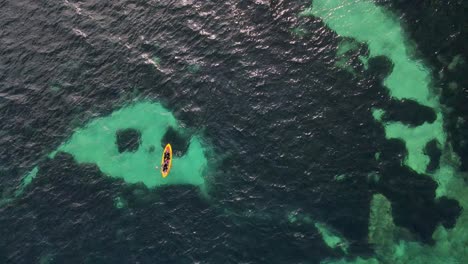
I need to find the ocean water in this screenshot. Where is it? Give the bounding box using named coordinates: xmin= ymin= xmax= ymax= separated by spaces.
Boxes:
xmin=0 ymin=0 xmax=467 ymax=263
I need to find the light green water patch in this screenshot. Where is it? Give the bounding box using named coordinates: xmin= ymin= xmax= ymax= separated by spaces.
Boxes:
xmin=358 ymin=55 xmax=369 ymax=70
xmin=368 ymin=193 xmax=396 ymax=261
xmin=374 ymin=152 xmax=380 ymax=161
xmin=447 ymin=54 xmax=464 ymax=71
xmin=48 ymin=102 xmax=208 ymax=188
xmin=0 ymin=197 xmax=13 ymax=207
xmin=152 ymin=56 xmax=161 ymax=66
xmin=322 ymin=257 xmax=378 ymax=264
xmin=12 ymin=102 xmax=210 ymax=200
xmin=301 ymin=0 xmax=467 ymax=263
xmin=373 ymin=109 xmax=446 ymax=174
xmin=371 ymin=109 xmax=384 ymax=122
xmin=334 ymin=173 xmax=346 ymax=182
xmin=50 ymin=85 xmax=60 ymax=92
xmin=367 ymin=171 xmax=380 ymax=184
xmin=287 ymin=211 xmax=298 ymax=223
xmin=384 ymin=115 xmax=444 ymax=174
xmin=114 ymin=196 xmax=127 ymax=209
xmin=291 ymin=27 xmax=308 ymax=37
xmin=364 ymin=188 xmax=468 ymax=264
xmin=39 ymin=252 xmax=55 ymax=264
xmin=187 ymin=64 xmax=201 ymax=74
xmin=334 ymin=39 xmax=369 ymax=74
xmin=301 ymin=0 xmax=437 ymax=108
xmin=315 ymin=222 xmax=349 ymax=253
xmin=288 ymin=211 xmax=349 ymax=253
xmin=301 ymin=0 xmax=449 ymax=178
xmin=334 ymin=57 xmax=355 ymax=75
xmin=14 ymin=166 xmax=39 ymax=197
xmin=334 ymin=39 xmax=361 ymax=74
xmin=336 ymin=39 xmax=360 ymax=57
xmin=21 ymin=166 xmax=38 ymax=187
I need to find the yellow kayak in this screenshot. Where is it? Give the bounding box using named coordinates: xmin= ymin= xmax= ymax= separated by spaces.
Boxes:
xmin=160 ymin=143 xmax=172 ymax=178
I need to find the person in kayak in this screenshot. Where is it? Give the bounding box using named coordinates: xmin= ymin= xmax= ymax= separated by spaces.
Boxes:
xmin=157 ymin=154 xmax=170 ymax=171
xmin=160 ymin=144 xmax=173 ymax=177
xmin=162 ymin=152 xmax=170 ymax=172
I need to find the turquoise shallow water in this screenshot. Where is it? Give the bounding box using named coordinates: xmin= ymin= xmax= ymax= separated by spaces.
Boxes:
xmin=0 ymin=0 xmax=466 ymax=263
xmin=302 ymin=0 xmax=467 ymax=262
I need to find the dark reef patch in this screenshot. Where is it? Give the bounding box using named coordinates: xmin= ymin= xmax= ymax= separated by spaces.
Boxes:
xmin=389 ymin=0 xmax=468 ymax=171
xmin=116 ymin=129 xmax=141 ymax=153
xmin=366 ymin=56 xmax=394 ymax=81
xmin=0 ymin=0 xmax=466 ymax=262
xmin=0 ymin=152 xmax=332 ymax=263
xmin=382 ymin=99 xmax=437 ymax=126
xmin=378 ymin=166 xmax=460 ymax=244
xmin=435 ymin=196 xmax=462 ymax=229
xmin=374 ymin=140 xmax=460 ymax=244
xmin=424 ymin=139 xmax=442 ymax=172
xmin=161 ymin=127 xmax=189 ymax=157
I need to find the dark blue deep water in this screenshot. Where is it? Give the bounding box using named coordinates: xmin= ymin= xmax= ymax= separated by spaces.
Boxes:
xmin=0 ymin=0 xmax=467 ymax=263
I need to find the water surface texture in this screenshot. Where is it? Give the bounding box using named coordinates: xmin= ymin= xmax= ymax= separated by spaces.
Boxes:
xmin=0 ymin=0 xmax=467 ymax=263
